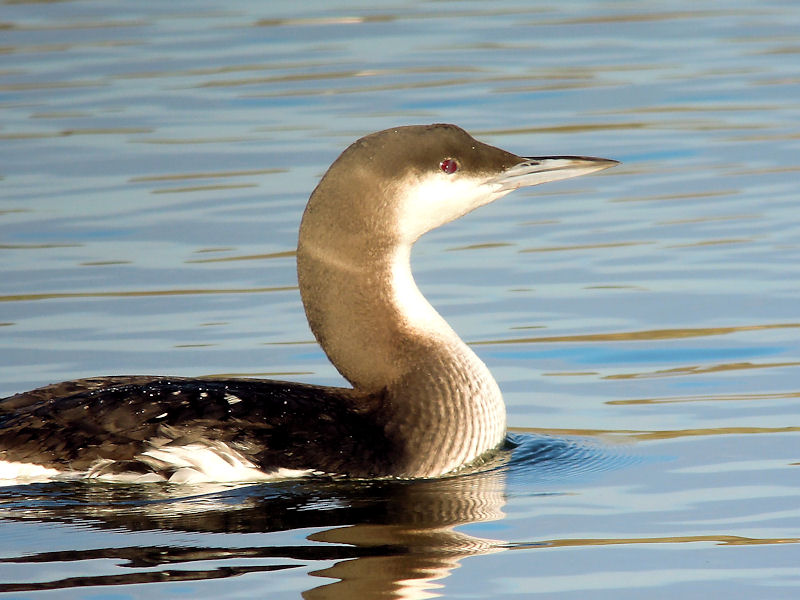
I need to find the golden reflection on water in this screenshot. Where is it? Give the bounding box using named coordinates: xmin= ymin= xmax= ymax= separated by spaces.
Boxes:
xmin=447 ymin=242 xmax=514 ymax=251
xmin=549 ymin=9 xmax=757 ymax=26
xmin=0 ymin=243 xmax=80 ymax=249
xmin=132 ymin=136 xmax=255 ymax=144
xmin=486 ymin=122 xmax=648 ymax=135
xmin=80 ymin=260 xmax=132 ymax=267
xmin=607 ymin=360 xmax=800 ymax=380
xmin=520 ymin=240 xmax=650 ymax=253
xmin=474 ymin=322 xmax=800 ymax=345
xmin=255 ymin=16 xmax=393 ymax=27
xmin=29 ymin=111 xmax=89 ymax=119
xmin=240 ymin=77 xmax=510 ymax=98
xmin=667 ymin=237 xmax=751 ymax=248
xmin=509 ymin=534 xmax=798 ymax=550
xmin=0 ymin=286 xmax=297 ymax=303
xmin=0 ymin=40 xmax=140 ymax=55
xmin=608 ymin=391 xmax=800 ymax=405
xmin=614 ymin=189 xmax=738 ymax=203
xmin=658 ymin=213 xmax=757 ymax=225
xmin=0 ymin=19 xmax=147 ymax=31
xmin=151 ymin=182 xmax=258 ymax=194
xmin=194 ymin=69 xmax=405 ymax=88
xmin=511 ymin=425 xmax=800 ymax=442
xmin=0 ymin=128 xmax=152 ymax=139
xmin=0 ymin=81 xmax=104 ymax=93
xmin=129 ymin=168 xmax=283 ymax=182
xmin=114 ymin=62 xmax=327 ymax=79
xmin=739 ymin=165 xmax=800 ymax=175
xmin=186 ymin=250 xmax=296 ymax=263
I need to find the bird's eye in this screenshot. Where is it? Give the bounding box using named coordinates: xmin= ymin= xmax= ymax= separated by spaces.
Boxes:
xmin=439 ymin=158 xmax=459 ymax=174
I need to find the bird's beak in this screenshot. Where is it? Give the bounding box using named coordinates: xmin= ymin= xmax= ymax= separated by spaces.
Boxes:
xmin=490 ymin=156 xmax=619 ymax=192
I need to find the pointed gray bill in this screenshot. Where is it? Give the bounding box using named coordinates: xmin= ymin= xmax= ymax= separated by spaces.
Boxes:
xmin=490 ymin=156 xmax=619 ymax=192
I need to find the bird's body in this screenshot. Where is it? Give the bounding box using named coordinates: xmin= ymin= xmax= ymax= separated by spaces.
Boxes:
xmin=0 ymin=124 xmax=617 ymax=483
xmin=0 ymin=376 xmax=392 ymax=482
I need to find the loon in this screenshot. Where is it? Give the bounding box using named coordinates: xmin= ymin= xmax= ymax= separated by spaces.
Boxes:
xmin=0 ymin=124 xmax=617 ymax=483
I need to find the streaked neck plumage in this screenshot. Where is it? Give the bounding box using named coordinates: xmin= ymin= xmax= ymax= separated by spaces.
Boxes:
xmin=298 ymin=228 xmax=505 ymax=477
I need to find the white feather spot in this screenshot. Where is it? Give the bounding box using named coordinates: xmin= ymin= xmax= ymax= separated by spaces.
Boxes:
xmin=138 ymin=441 xmax=312 ymax=483
xmin=0 ymin=447 xmax=313 ymax=485
xmin=0 ymin=460 xmax=62 ymax=483
xmin=224 ymin=393 xmax=242 ymax=405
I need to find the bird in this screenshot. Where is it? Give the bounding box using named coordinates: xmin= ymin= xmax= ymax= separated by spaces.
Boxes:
xmin=0 ymin=124 xmax=617 ymax=484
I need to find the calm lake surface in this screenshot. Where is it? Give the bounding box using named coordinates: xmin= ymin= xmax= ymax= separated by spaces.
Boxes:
xmin=1 ymin=0 xmax=799 ymax=597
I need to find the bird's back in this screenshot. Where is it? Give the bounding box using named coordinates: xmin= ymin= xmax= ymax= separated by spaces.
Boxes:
xmin=0 ymin=377 xmax=397 ymax=481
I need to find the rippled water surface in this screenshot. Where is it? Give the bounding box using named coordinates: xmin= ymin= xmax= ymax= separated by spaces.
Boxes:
xmin=2 ymin=0 xmax=799 ymax=598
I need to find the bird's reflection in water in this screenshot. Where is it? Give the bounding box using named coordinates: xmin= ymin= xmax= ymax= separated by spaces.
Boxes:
xmin=305 ymin=468 xmax=508 ymax=599
xmin=0 ymin=456 xmax=511 ymax=598
xmin=0 ymin=436 xmax=622 ymax=598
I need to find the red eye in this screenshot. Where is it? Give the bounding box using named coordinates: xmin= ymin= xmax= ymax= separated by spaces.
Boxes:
xmin=439 ymin=158 xmax=459 ymax=174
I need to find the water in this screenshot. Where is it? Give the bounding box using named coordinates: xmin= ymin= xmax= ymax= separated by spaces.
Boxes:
xmin=1 ymin=0 xmax=799 ymax=597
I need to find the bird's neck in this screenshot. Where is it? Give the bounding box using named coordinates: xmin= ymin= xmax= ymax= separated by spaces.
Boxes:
xmin=296 ymin=234 xmax=506 ymax=476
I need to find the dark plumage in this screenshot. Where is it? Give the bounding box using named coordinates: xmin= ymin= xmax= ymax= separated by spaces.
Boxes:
xmin=0 ymin=377 xmax=396 ymax=479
